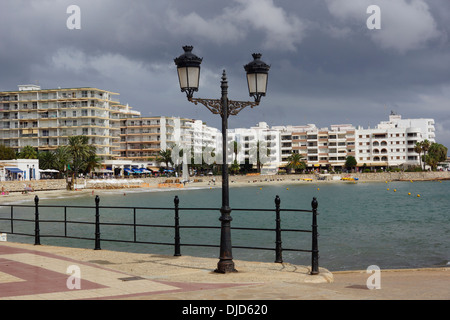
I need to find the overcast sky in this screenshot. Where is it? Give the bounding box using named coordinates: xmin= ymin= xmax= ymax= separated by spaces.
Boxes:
xmin=1 ymin=0 xmax=449 ymax=148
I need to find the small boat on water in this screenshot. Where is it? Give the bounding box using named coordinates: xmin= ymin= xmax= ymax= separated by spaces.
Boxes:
xmin=341 ymin=177 xmax=359 ymax=182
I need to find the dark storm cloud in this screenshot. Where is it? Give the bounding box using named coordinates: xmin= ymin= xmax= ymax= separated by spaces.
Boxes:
xmin=0 ymin=0 xmax=449 ymax=146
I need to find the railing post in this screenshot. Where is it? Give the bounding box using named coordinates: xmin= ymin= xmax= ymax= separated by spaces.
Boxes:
xmin=94 ymin=195 xmax=101 ymax=250
xmin=311 ymin=197 xmax=319 ymax=275
xmin=275 ymin=195 xmax=283 ymax=263
xmin=10 ymin=206 xmax=14 ymax=234
xmin=174 ymin=196 xmax=181 ymax=256
xmin=64 ymin=206 xmax=67 ymax=238
xmin=34 ymin=196 xmax=40 ymax=246
xmin=133 ymin=208 xmax=137 ymax=243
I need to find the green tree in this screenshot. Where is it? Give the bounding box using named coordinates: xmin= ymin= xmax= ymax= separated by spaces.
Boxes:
xmin=420 ymin=139 xmax=431 ymax=170
xmin=230 ymin=160 xmax=240 ymax=174
xmin=0 ymin=145 xmax=16 ymax=160
xmin=66 ymin=136 xmax=96 ymax=190
xmin=85 ymin=154 xmax=102 ymax=175
xmin=19 ymin=146 xmax=38 ymax=159
xmin=414 ymin=142 xmax=423 ymax=171
xmin=345 ymin=156 xmax=357 ymax=171
xmin=425 ymin=143 xmax=448 ymax=170
xmin=38 ymin=151 xmax=56 ymax=170
xmin=255 ymin=140 xmax=271 ymax=173
xmin=156 ymin=149 xmax=173 ymax=168
xmin=53 ymin=146 xmax=70 ymax=177
xmin=233 ymin=141 xmax=240 ymax=162
xmin=285 ymin=152 xmax=306 ymax=173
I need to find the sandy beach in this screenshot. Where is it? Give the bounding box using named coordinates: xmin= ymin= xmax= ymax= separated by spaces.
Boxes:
xmin=0 ymin=171 xmax=449 ymax=204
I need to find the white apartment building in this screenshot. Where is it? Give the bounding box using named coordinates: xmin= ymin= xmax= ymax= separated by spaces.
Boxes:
xmin=355 ymin=113 xmax=436 ymax=168
xmin=228 ymin=113 xmax=435 ymax=173
xmin=184 ymin=120 xmax=220 ymax=165
xmin=118 ymin=116 xmax=194 ymax=161
xmin=0 ymin=85 xmax=140 ymax=159
xmin=290 ymin=124 xmax=356 ymax=170
xmin=229 ymin=122 xmax=281 ymax=174
xmin=118 ymin=116 xmax=220 ymax=166
xmin=378 ymin=112 xmax=435 ymax=141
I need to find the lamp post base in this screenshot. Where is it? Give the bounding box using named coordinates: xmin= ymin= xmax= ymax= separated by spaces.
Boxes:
xmin=215 ymin=260 xmax=237 ymax=274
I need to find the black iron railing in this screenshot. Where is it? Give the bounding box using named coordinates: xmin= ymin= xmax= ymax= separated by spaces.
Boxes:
xmin=0 ymin=195 xmax=320 ymax=274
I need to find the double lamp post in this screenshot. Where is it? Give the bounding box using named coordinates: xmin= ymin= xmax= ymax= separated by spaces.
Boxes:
xmin=174 ymin=46 xmax=270 ymax=273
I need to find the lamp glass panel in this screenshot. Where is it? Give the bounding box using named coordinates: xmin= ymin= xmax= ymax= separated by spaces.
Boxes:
xmin=247 ymin=73 xmax=268 ymax=94
xmin=177 ymin=67 xmax=188 ymax=89
xmin=247 ymin=74 xmax=257 ymax=94
xmin=187 ymin=67 xmax=200 ymax=89
xmin=256 ymin=73 xmax=268 ymax=94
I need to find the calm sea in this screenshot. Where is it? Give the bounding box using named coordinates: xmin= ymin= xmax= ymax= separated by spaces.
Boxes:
xmin=2 ymin=180 xmax=449 ymax=271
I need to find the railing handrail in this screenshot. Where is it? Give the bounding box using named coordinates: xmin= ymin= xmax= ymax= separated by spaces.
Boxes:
xmin=0 ymin=195 xmax=320 ymax=274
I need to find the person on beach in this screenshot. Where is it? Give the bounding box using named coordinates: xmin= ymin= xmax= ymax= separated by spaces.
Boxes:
xmin=1 ymin=186 xmax=8 ymax=195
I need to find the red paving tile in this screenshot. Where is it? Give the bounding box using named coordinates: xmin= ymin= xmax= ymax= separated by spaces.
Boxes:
xmin=0 ymin=244 xmax=249 ymax=300
xmin=0 ymin=258 xmax=106 ymax=298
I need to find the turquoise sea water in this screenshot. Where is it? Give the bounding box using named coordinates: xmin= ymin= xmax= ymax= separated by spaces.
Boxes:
xmin=1 ymin=180 xmax=449 ymax=271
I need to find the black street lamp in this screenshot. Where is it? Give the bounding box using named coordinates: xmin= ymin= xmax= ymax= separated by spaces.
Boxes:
xmin=175 ymin=46 xmax=270 ymax=273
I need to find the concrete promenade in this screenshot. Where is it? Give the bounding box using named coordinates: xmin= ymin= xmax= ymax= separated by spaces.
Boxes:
xmin=0 ymin=242 xmax=448 ymax=300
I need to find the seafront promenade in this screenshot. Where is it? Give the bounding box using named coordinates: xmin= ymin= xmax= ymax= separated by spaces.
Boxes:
xmin=0 ymin=242 xmax=448 ymax=300
xmin=0 ymin=172 xmax=449 ymax=301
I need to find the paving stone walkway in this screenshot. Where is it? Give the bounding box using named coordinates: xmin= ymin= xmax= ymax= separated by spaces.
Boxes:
xmin=0 ymin=242 xmax=448 ymax=300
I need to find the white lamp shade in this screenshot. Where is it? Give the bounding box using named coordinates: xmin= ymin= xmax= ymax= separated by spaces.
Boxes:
xmin=247 ymin=73 xmax=268 ymax=95
xmin=178 ymin=66 xmax=200 ymax=90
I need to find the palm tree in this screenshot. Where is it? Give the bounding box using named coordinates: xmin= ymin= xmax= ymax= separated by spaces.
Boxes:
xmin=66 ymin=136 xmax=96 ymax=189
xmin=38 ymin=151 xmax=56 ymax=170
xmin=255 ymin=140 xmax=271 ymax=173
xmin=233 ymin=141 xmax=241 ymax=162
xmin=85 ymin=154 xmax=102 ymax=176
xmin=414 ymin=142 xmax=423 ymax=170
xmin=230 ymin=160 xmax=240 ymax=174
xmin=53 ymin=146 xmax=70 ymax=178
xmin=19 ymin=146 xmax=38 ymax=159
xmin=156 ymin=149 xmax=173 ymax=169
xmin=420 ymin=139 xmax=431 ymax=170
xmin=286 ymin=152 xmax=306 ymax=173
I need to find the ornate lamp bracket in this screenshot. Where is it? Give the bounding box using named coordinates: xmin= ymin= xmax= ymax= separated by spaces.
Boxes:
xmin=189 ymin=98 xmax=259 ymax=118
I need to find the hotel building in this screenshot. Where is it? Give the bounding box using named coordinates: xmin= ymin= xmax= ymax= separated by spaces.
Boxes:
xmin=288 ymin=123 xmax=356 ymax=170
xmin=229 ymin=122 xmax=281 ymax=174
xmin=0 ymin=85 xmax=140 ymax=159
xmin=355 ymin=113 xmax=436 ymax=168
xmin=117 ymin=116 xmax=220 ymax=163
xmin=230 ymin=113 xmax=435 ymax=172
